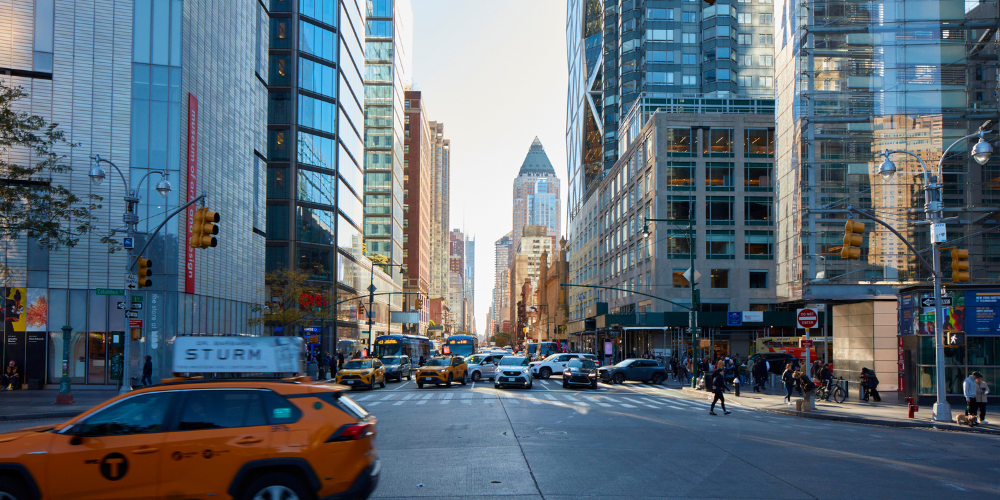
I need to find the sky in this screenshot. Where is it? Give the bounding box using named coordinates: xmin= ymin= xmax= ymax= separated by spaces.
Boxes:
xmin=410 ymin=0 xmax=569 ymax=334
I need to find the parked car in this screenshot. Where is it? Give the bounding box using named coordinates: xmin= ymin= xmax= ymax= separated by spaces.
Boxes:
xmin=562 ymin=358 xmax=599 ymax=389
xmin=598 ymin=359 xmax=668 ymax=384
xmin=379 ymin=355 xmax=414 ymax=382
xmin=529 ymin=353 xmax=596 ymax=379
xmin=465 ymin=354 xmax=502 ymax=381
xmin=494 ymin=356 xmax=532 ymax=389
xmin=747 ymin=353 xmax=795 ymax=376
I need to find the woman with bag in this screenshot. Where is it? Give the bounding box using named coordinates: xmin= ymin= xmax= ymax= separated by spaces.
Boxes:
xmin=782 ymin=363 xmax=795 ymax=404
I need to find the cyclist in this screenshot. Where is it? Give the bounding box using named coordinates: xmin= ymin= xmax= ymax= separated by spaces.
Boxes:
xmin=819 ymin=363 xmax=834 ymax=399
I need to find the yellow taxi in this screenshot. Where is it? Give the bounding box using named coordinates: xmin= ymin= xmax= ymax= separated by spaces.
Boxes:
xmin=415 ymin=356 xmax=467 ymax=388
xmin=335 ymin=358 xmax=386 ymax=390
xmin=0 ymin=378 xmax=379 ymax=500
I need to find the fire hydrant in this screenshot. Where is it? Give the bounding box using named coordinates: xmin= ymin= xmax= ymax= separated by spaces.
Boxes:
xmin=905 ymin=397 xmax=919 ymax=418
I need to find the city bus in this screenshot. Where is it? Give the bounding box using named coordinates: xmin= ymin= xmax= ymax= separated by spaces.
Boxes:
xmin=444 ymin=334 xmax=478 ymax=358
xmin=372 ymin=334 xmax=432 ymax=362
xmin=337 ymin=339 xmax=359 ymax=357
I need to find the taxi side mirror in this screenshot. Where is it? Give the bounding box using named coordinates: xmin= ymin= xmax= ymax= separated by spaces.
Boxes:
xmin=68 ymin=425 xmax=85 ymax=445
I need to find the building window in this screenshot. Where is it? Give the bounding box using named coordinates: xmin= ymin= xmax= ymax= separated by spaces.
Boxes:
xmin=682 ymin=75 xmax=698 ymax=86
xmin=667 ymin=230 xmax=694 ymax=257
xmin=704 ymin=129 xmax=733 ymax=155
xmin=759 ymin=55 xmax=774 ymax=66
xmin=759 ymin=13 xmax=773 ymax=24
xmin=648 ymin=50 xmax=674 ymax=63
xmin=737 ymin=13 xmax=751 ymax=24
xmin=665 ymin=196 xmax=694 ymax=221
xmin=673 ymin=269 xmax=689 ymax=288
xmin=646 ymin=8 xmax=673 ymax=20
xmin=268 ymin=130 xmax=290 ymax=160
xmin=745 ymin=230 xmax=774 ymax=259
xmin=710 ymin=269 xmax=729 ymax=288
xmin=664 ymin=162 xmax=695 ymax=189
xmin=648 ymin=72 xmax=675 ymax=84
xmin=665 ymin=128 xmax=695 ymax=154
xmin=749 ymin=270 xmax=768 ymax=289
xmin=758 ymin=76 xmax=774 ymax=87
xmin=682 ymin=53 xmax=697 ymax=65
xmin=745 ymin=197 xmax=773 ymax=224
xmin=745 ymin=129 xmax=775 ymax=156
xmin=706 ymin=197 xmax=734 ymax=224
xmin=682 ymin=33 xmax=697 ymax=44
xmin=738 ymin=76 xmax=753 ymax=87
xmin=706 ymin=163 xmax=734 ymax=190
xmin=737 ymin=34 xmax=752 ymax=45
xmin=683 ymin=12 xmax=698 ymax=22
xmin=706 ymin=230 xmax=735 ymax=259
xmin=646 ymin=29 xmax=674 ymax=41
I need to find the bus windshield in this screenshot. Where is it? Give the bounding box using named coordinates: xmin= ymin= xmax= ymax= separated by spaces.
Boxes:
xmin=373 ymin=339 xmax=403 ymax=357
xmin=446 ymin=337 xmax=476 ymax=357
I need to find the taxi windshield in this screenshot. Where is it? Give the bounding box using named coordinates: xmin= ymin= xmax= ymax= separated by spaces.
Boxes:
xmin=344 ymin=360 xmax=372 ymax=369
xmin=381 ymin=356 xmax=401 ymax=365
xmin=499 ymin=357 xmax=528 ymax=366
xmin=426 ymin=358 xmax=450 ymax=367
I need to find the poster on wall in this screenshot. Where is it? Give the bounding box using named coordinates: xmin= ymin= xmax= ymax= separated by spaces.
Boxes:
xmin=964 ymin=290 xmax=1000 ymax=336
xmin=3 ymin=287 xmax=26 ymax=381
xmin=24 ymin=289 xmax=48 ymax=386
xmin=912 ymin=292 xmax=964 ymax=336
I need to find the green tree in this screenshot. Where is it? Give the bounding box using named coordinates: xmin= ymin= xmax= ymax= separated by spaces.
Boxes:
xmin=492 ymin=331 xmax=511 ymax=348
xmin=1 ymin=82 xmax=100 ymax=281
xmin=248 ymin=268 xmax=334 ymax=334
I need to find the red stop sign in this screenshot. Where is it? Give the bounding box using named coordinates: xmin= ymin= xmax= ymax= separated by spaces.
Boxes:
xmin=797 ymin=309 xmax=818 ymax=329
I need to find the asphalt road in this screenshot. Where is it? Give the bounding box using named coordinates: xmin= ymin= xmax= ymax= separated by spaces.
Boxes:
xmin=363 ymin=378 xmax=1000 ymax=500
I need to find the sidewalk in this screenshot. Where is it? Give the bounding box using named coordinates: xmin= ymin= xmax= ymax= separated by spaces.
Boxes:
xmin=0 ymin=389 xmax=117 ymax=422
xmin=673 ymin=379 xmax=999 ymax=435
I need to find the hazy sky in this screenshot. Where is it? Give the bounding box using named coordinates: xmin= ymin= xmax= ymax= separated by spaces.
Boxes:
xmin=410 ymin=0 xmax=569 ymax=333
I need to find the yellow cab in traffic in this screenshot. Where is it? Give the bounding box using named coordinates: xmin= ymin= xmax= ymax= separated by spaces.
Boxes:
xmin=415 ymin=356 xmax=467 ymax=388
xmin=0 ymin=377 xmax=379 ymax=500
xmin=335 ymin=358 xmax=386 ymax=390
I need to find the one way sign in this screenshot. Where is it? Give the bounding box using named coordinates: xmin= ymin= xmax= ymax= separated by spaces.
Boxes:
xmin=116 ymin=301 xmax=126 ymax=310
xmin=921 ymin=297 xmax=952 ymax=307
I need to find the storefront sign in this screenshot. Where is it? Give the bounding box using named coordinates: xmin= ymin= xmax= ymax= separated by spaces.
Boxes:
xmin=897 ymin=336 xmax=904 ymax=392
xmin=184 ymin=93 xmax=199 ymax=294
xmin=173 ymin=336 xmax=303 ymax=373
xmin=741 ymin=311 xmax=764 ymax=323
xmin=964 ymin=291 xmax=1000 ymax=335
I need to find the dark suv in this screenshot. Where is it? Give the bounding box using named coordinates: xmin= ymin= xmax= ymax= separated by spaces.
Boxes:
xmin=748 ymin=353 xmax=796 ymax=376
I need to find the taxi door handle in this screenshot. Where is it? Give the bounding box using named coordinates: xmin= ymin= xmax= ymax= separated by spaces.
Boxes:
xmin=131 ymin=447 xmax=159 ymax=455
xmin=236 ymin=436 xmax=264 ymax=445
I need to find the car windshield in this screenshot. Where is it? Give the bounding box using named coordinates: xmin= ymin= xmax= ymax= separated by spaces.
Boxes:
xmin=426 ymin=358 xmax=450 ymax=367
xmin=543 ymin=354 xmax=560 ymax=362
xmin=568 ymin=359 xmax=595 ymax=369
xmin=381 ymin=356 xmax=401 ymax=365
xmin=500 ymin=357 xmax=528 ymax=366
xmin=344 ymin=360 xmax=372 ymax=369
xmin=465 ymin=355 xmax=482 ymax=364
xmin=614 ymin=359 xmax=635 ymax=367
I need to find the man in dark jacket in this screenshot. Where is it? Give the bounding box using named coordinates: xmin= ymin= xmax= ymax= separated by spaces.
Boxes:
xmin=141 ymin=356 xmax=153 ymax=386
xmin=752 ymin=359 xmax=768 ymax=392
xmin=709 ymin=366 xmax=731 ymax=415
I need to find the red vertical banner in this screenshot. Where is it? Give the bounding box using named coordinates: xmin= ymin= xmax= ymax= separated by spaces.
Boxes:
xmin=898 ymin=336 xmax=905 ymax=392
xmin=184 ymin=94 xmax=199 ymax=294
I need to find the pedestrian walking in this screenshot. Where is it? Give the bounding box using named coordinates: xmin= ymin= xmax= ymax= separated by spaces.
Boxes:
xmin=709 ymin=365 xmax=731 ymax=415
xmin=974 ymin=371 xmax=989 ymax=424
xmin=141 ymin=355 xmax=153 ymax=386
xmin=964 ymin=371 xmax=981 ymax=421
xmin=782 ymin=363 xmax=795 ymax=404
xmin=338 ymin=351 xmax=345 ymax=372
xmin=753 ymin=359 xmax=768 ymax=393
xmin=320 ymin=352 xmax=331 ymax=379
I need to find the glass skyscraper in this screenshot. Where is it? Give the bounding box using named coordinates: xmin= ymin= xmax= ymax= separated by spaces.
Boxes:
xmin=266 ymin=0 xmax=397 ymax=351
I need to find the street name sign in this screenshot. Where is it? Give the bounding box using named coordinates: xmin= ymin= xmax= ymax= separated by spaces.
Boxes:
xmin=796 ymin=308 xmax=819 ymax=329
xmin=96 ymin=288 xmax=125 ymax=296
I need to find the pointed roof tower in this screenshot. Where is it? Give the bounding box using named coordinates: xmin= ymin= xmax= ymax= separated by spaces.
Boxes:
xmin=518 ymin=137 xmax=556 ymax=176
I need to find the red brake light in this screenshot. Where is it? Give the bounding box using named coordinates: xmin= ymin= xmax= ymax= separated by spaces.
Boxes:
xmin=327 ymin=423 xmax=373 ymax=442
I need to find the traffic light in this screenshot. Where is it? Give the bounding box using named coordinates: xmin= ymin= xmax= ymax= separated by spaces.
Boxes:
xmin=951 ymin=248 xmax=970 ymax=282
xmin=137 ymin=257 xmax=152 ymax=288
xmin=190 ymin=207 xmax=219 ymax=249
xmin=841 ymin=219 xmax=865 ymax=260
xmin=415 ymin=296 xmax=423 ymax=310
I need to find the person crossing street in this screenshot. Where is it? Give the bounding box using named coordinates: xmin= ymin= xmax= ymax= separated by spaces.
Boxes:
xmin=709 ymin=363 xmax=731 ymax=416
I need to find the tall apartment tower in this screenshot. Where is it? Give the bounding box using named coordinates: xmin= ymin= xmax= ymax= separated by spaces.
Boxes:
xmin=448 ymin=229 xmax=465 ymax=330
xmin=403 ymin=91 xmax=432 ymax=334
xmin=363 ymin=0 xmax=411 ymax=286
xmin=513 ymin=138 xmax=561 ymax=256
xmin=266 ymin=0 xmax=401 ymax=347
xmin=428 ymin=122 xmax=451 ymax=304
xmin=492 ymin=232 xmax=513 ymax=334
xmin=775 ymin=0 xmax=1000 ymax=302
xmin=0 ymin=0 xmax=268 ymax=385
xmin=465 ymin=235 xmax=475 ymax=332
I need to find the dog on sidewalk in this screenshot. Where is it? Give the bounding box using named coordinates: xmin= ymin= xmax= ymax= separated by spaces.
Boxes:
xmin=957 ymin=414 xmax=979 ymax=427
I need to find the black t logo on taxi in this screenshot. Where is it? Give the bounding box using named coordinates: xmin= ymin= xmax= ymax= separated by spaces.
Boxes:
xmin=100 ymin=453 xmax=129 ymax=481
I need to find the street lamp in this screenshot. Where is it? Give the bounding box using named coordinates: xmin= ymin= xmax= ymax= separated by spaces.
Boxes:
xmin=89 ymin=155 xmax=171 ymax=395
xmin=877 ymin=123 xmax=993 ymax=422
xmin=365 ymin=259 xmax=405 ymax=352
xmin=644 ymin=216 xmax=699 ymax=388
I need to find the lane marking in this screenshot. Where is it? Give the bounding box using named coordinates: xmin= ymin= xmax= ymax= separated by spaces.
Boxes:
xmin=393 ymin=400 xmax=406 ymax=406
xmin=368 ymin=402 xmax=381 ymax=406
xmin=380 ymin=394 xmax=396 ymax=401
xmin=621 ymin=397 xmax=646 ymax=406
xmin=400 ymin=394 xmax=415 ymax=401
xmin=422 ymin=393 xmax=434 ymax=399
xmin=461 ymin=392 xmax=473 ymax=399
xmin=525 ymin=395 xmax=542 ymax=405
xmin=392 ymin=381 xmax=411 ymax=390
xmin=541 ymin=394 xmax=556 ymax=401
xmin=356 ymin=395 xmax=375 ymax=401
xmin=439 ymin=399 xmax=450 ymax=405
xmin=620 ymin=403 xmax=637 ymax=408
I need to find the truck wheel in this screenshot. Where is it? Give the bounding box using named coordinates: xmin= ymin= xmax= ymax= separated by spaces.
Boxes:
xmin=239 ymin=472 xmax=312 ymax=500
xmin=0 ymin=476 xmax=31 ymax=500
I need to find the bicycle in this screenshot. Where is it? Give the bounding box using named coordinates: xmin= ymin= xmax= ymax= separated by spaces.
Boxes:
xmin=816 ymin=377 xmax=846 ymax=403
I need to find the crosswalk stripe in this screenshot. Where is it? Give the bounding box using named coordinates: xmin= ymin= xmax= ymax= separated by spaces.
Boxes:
xmin=422 ymin=393 xmax=434 ymax=399
xmin=541 ymin=394 xmax=556 ymax=401
xmin=368 ymin=402 xmax=381 ymax=406
xmin=600 ymin=396 xmax=619 ymax=402
xmin=621 ymin=397 xmax=645 ymax=405
xmin=525 ymin=395 xmax=541 ymax=405
xmin=621 ymin=403 xmax=637 ymax=408
xmin=380 ymin=394 xmax=396 ymax=401
xmin=461 ymin=399 xmax=471 ymax=404
xmin=461 ymin=392 xmax=473 ymax=399
xmin=393 ymin=400 xmax=406 ymax=405
xmin=562 ymin=394 xmax=579 ymax=401
xmin=443 ymin=392 xmax=454 ymax=400
xmin=507 ymin=398 xmax=520 ymax=404
xmin=440 ymin=399 xmax=450 ymax=404
xmin=574 ymin=401 xmax=590 ymax=407
xmin=401 ymin=394 xmax=415 ymax=401
xmin=356 ymin=395 xmax=374 ymax=401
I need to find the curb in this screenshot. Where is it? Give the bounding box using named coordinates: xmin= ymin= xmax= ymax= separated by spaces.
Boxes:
xmin=0 ymin=411 xmax=81 ymax=423
xmin=678 ymin=387 xmax=1000 ymax=436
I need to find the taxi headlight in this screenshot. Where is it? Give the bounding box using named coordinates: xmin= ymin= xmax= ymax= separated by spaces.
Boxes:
xmin=438 ymin=369 xmax=447 ymax=374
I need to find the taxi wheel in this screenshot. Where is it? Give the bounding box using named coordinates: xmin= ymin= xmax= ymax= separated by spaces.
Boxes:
xmin=0 ymin=476 xmax=31 ymax=500
xmin=417 ymin=381 xmax=424 ymax=388
xmin=446 ymin=374 xmax=453 ymax=388
xmin=241 ymin=472 xmax=313 ymax=500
